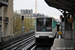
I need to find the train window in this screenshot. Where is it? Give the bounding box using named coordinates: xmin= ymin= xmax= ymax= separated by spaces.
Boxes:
xmin=36 ymin=18 xmax=52 ymax=32
xmin=45 ymin=18 xmax=52 ymax=27
xmin=37 ymin=18 xmax=43 ymax=26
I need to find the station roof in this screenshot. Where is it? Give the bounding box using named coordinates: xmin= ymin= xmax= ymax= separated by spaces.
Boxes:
xmin=45 ymin=0 xmax=75 ymax=13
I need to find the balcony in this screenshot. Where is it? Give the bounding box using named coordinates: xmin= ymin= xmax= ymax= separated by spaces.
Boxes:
xmin=4 ymin=17 xmax=9 ymax=24
xmin=0 ymin=16 xmax=9 ymax=24
xmin=0 ymin=0 xmax=8 ymax=7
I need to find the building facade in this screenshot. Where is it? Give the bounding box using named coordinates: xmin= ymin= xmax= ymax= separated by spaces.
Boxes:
xmin=21 ymin=9 xmax=33 ymax=18
xmin=21 ymin=9 xmax=48 ymax=18
xmin=33 ymin=13 xmax=48 ymax=17
xmin=0 ymin=0 xmax=13 ymax=41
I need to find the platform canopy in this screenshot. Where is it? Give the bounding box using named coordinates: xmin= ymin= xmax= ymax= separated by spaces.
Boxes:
xmin=45 ymin=0 xmax=75 ymax=13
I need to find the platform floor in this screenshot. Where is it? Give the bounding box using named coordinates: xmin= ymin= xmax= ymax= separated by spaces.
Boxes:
xmin=35 ymin=38 xmax=74 ymax=50
xmin=51 ymin=38 xmax=74 ymax=50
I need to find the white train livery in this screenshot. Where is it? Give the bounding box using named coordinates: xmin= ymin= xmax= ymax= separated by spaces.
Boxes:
xmin=35 ymin=17 xmax=57 ymax=46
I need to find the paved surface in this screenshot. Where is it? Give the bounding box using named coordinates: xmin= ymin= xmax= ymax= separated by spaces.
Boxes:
xmin=51 ymin=38 xmax=74 ymax=50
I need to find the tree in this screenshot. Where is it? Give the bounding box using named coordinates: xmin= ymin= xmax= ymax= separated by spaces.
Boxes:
xmin=13 ymin=12 xmax=21 ymax=34
xmin=23 ymin=18 xmax=35 ymax=32
xmin=13 ymin=12 xmax=35 ymax=35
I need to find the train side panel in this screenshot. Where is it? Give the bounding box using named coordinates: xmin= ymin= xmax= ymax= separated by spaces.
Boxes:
xmin=52 ymin=18 xmax=57 ymax=37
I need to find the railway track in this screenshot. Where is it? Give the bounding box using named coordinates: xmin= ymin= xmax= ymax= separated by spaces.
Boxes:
xmin=0 ymin=31 xmax=35 ymax=50
xmin=31 ymin=45 xmax=51 ymax=50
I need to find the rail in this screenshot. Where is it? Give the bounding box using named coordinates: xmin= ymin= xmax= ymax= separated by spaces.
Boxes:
xmin=0 ymin=31 xmax=35 ymax=50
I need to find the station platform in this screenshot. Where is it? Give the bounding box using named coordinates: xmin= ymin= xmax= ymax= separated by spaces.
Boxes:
xmin=51 ymin=38 xmax=74 ymax=50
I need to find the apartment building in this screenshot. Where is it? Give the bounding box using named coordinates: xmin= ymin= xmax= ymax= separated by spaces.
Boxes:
xmin=0 ymin=0 xmax=13 ymax=41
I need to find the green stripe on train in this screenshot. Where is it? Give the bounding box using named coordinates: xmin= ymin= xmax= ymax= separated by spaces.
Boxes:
xmin=53 ymin=20 xmax=57 ymax=29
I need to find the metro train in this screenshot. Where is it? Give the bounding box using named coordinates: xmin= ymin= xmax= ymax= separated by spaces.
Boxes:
xmin=35 ymin=17 xmax=57 ymax=46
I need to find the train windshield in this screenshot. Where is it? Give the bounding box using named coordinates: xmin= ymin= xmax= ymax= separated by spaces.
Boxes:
xmin=36 ymin=18 xmax=52 ymax=32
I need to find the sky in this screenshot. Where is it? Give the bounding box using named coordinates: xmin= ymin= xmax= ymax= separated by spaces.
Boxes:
xmin=13 ymin=0 xmax=62 ymax=19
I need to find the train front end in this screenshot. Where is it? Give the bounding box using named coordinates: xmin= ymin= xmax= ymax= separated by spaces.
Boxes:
xmin=35 ymin=17 xmax=56 ymax=46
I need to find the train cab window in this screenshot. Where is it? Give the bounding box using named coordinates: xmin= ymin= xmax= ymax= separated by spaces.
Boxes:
xmin=36 ymin=18 xmax=52 ymax=32
xmin=45 ymin=18 xmax=52 ymax=31
xmin=37 ymin=18 xmax=43 ymax=27
xmin=45 ymin=18 xmax=52 ymax=27
xmin=36 ymin=18 xmax=43 ymax=31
